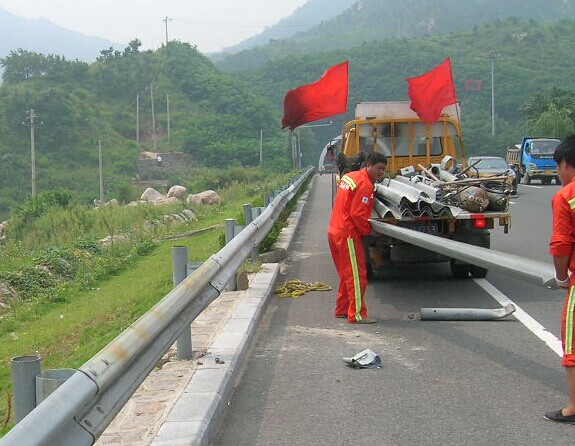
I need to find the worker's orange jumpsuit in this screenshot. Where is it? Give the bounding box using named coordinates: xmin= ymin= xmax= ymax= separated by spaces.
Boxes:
xmin=550 ymin=177 xmax=575 ymax=367
xmin=328 ymin=168 xmax=375 ymax=322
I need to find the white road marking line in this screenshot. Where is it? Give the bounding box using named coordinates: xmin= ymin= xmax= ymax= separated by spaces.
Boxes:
xmin=474 ymin=278 xmax=563 ymax=357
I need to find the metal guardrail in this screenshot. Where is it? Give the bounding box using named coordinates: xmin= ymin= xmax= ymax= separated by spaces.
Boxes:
xmin=369 ymin=219 xmax=555 ymax=286
xmin=1 ymin=167 xmax=314 ymax=446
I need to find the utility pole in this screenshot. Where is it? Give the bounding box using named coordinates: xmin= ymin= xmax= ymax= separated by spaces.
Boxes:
xmin=25 ymin=109 xmax=38 ymax=198
xmin=149 ymin=83 xmax=157 ymax=152
xmin=136 ymin=94 xmax=140 ymax=150
xmin=98 ymin=140 xmax=104 ymax=203
xmin=166 ymin=94 xmax=170 ymax=143
xmin=163 ymin=16 xmax=172 ymax=46
xmin=487 ymin=52 xmax=501 ymax=137
xmin=259 ymin=129 xmax=263 ymax=165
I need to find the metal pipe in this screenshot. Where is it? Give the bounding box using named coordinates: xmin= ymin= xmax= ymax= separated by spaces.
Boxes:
xmin=225 ymin=219 xmax=237 ymax=291
xmin=11 ymin=355 xmax=42 ymax=423
xmin=421 ymin=303 xmax=516 ymax=321
xmin=173 ymin=246 xmax=192 ymax=360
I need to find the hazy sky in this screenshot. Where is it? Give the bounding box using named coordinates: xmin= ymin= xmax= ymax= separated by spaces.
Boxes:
xmin=0 ymin=0 xmax=310 ymax=53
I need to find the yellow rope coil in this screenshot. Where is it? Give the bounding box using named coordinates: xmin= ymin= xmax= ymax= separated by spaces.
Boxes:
xmin=274 ymin=279 xmax=332 ymax=298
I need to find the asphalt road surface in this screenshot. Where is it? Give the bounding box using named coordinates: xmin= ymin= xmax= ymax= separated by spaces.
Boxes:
xmin=213 ymin=175 xmax=572 ymax=446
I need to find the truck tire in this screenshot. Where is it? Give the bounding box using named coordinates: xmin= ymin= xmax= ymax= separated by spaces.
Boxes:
xmin=450 ymin=259 xmax=470 ymax=278
xmin=524 ymin=174 xmax=531 ymax=185
xmin=470 ymin=265 xmax=488 ymax=278
xmin=541 ymin=178 xmax=552 ymax=185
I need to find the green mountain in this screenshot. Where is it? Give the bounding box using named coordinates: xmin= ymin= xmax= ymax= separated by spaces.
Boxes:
xmin=216 ymin=0 xmax=575 ymax=71
xmin=0 ymin=7 xmax=118 ymax=62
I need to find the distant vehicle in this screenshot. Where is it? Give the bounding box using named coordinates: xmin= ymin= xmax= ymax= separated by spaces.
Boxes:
xmin=318 ymin=135 xmax=341 ymax=174
xmin=506 ymin=137 xmax=560 ymax=185
xmin=467 ymin=156 xmax=518 ymax=194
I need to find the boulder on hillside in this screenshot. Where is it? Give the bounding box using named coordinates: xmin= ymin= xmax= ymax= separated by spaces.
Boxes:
xmin=182 ymin=209 xmax=197 ymax=220
xmin=154 ymin=196 xmax=180 ymax=206
xmin=141 ymin=188 xmax=165 ymax=202
xmin=167 ymin=185 xmax=188 ymax=199
xmin=186 ymin=190 xmax=222 ymax=206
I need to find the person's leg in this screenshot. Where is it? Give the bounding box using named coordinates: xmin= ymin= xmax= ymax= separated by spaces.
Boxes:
xmin=560 ymin=287 xmax=575 ymax=415
xmin=342 ymin=236 xmax=369 ymax=323
xmin=546 ymin=287 xmax=575 ymax=421
xmin=564 ymin=367 xmax=575 ymax=415
xmin=328 ymin=234 xmax=348 ymax=317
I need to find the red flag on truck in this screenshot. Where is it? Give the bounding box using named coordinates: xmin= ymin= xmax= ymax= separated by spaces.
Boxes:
xmin=282 ymin=61 xmax=349 ymax=130
xmin=407 ymin=58 xmax=458 ymax=124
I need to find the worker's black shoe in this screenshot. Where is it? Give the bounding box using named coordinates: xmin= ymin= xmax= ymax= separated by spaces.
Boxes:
xmin=544 ymin=409 xmax=575 ymax=424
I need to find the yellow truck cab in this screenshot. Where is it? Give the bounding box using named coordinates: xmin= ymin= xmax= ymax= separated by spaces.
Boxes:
xmin=341 ymin=101 xmax=467 ymax=174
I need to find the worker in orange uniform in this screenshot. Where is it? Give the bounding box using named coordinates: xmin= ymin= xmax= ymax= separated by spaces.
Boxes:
xmin=546 ymin=134 xmax=575 ymax=424
xmin=328 ymin=152 xmax=387 ymax=324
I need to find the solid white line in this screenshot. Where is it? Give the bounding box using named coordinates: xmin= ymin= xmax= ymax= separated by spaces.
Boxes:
xmin=474 ymin=278 xmax=563 ymax=357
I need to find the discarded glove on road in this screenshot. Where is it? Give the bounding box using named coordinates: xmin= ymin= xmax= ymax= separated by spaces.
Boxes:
xmin=342 ymin=348 xmax=382 ymax=369
xmin=274 ymin=279 xmax=331 ymax=298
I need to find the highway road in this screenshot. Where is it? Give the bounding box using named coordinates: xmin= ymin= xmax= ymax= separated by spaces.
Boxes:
xmin=213 ymin=175 xmax=571 ymax=446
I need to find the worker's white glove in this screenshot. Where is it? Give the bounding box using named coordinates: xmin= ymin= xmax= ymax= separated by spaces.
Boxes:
xmin=555 ymin=274 xmax=571 ymax=289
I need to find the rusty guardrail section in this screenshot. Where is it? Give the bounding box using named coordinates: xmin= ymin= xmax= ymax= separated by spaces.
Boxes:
xmin=0 ymin=167 xmax=314 ymax=446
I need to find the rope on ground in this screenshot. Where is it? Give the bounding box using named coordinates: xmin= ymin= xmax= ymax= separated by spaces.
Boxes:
xmin=274 ymin=279 xmax=332 ymax=298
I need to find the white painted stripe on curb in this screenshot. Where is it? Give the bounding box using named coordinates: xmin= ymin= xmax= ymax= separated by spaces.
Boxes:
xmin=474 ymin=278 xmax=563 ymax=357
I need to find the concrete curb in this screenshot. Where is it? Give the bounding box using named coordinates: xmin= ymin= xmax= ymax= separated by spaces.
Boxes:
xmin=149 ymin=176 xmax=313 ymax=446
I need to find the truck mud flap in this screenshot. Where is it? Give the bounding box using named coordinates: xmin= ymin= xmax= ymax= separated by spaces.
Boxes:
xmin=420 ymin=303 xmax=515 ymax=321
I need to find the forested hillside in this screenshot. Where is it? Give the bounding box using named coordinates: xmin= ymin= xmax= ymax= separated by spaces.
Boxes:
xmin=238 ymin=17 xmax=575 ymax=164
xmin=0 ymin=41 xmax=288 ymax=217
xmin=216 ymin=0 xmax=575 ymax=71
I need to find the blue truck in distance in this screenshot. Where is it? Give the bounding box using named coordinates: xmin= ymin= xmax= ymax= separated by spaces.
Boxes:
xmin=506 ymin=137 xmax=561 ymax=185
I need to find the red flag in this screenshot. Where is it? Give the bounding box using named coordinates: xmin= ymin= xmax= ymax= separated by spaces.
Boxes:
xmin=282 ymin=61 xmax=349 ymax=130
xmin=407 ymin=58 xmax=458 ymax=124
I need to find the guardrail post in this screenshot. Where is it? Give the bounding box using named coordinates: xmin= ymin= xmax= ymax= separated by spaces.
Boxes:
xmin=243 ymin=204 xmax=259 ymax=261
xmin=173 ymin=246 xmax=192 ymax=360
xmin=11 ymin=355 xmax=42 ymax=423
xmin=225 ymin=218 xmax=238 ymax=291
xmin=35 ymin=368 xmax=76 ymax=405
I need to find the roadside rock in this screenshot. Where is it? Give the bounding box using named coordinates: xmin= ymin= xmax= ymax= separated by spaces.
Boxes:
xmin=141 ymin=188 xmax=165 ymax=202
xmin=187 ymin=190 xmax=222 ymax=206
xmin=167 ymin=185 xmax=188 ymax=199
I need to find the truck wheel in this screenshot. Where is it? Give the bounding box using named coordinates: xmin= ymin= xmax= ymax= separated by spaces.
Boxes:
xmin=556 ymin=177 xmax=561 ymax=185
xmin=450 ymin=259 xmax=470 ymax=278
xmin=524 ymin=174 xmax=531 ymax=185
xmin=470 ymin=265 xmax=488 ymax=278
xmin=541 ymin=178 xmax=551 ymax=185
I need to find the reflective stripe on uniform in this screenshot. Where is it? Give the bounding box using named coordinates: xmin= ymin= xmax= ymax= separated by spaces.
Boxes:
xmin=347 ymin=237 xmax=363 ymax=321
xmin=341 ymin=175 xmax=357 ymax=190
xmin=569 ymin=197 xmax=575 ymax=210
xmin=566 ymin=286 xmax=575 ymax=355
